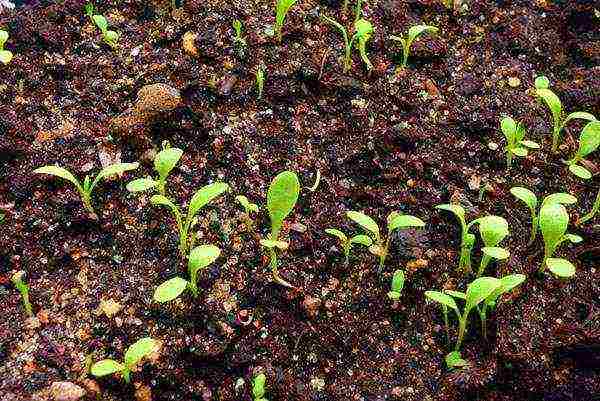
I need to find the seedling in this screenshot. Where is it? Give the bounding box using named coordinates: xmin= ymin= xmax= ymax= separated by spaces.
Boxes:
xmin=510 ymin=187 xmax=578 ymax=245
xmin=387 ymin=269 xmax=405 ymax=300
xmin=476 ymin=274 xmax=525 ymax=339
xmin=153 ymin=244 xmax=220 ymax=302
xmin=252 ymin=373 xmax=268 ymax=401
xmin=426 ymin=277 xmax=502 ymax=351
xmin=91 ymin=14 xmax=119 ymax=48
xmin=434 ymin=204 xmax=477 ymax=272
xmin=151 ymin=182 xmax=229 ymax=255
xmin=0 ymin=29 xmax=13 ymax=65
xmin=538 ymin=202 xmax=582 ymax=278
xmin=322 ymin=16 xmax=374 ymax=72
xmin=535 ymin=75 xmax=550 ymax=90
xmin=236 ymin=195 xmax=259 ymax=230
xmin=84 ymin=2 xmax=95 ymax=18
xmin=11 ymin=271 xmax=33 ymax=317
xmin=90 ymin=337 xmax=158 ymax=383
xmin=256 ymin=65 xmax=265 ymax=99
xmin=325 ymin=228 xmax=372 ymax=265
xmin=260 ymin=171 xmax=300 ymax=287
xmin=34 ymin=162 xmax=139 ymax=216
xmin=535 ymin=79 xmax=596 ymax=152
xmin=273 ymin=0 xmax=298 ymax=42
xmin=390 ymin=25 xmax=438 ymax=69
xmin=232 ymin=19 xmax=246 ymax=46
xmin=472 ymin=216 xmax=510 ymax=277
xmin=127 ymin=142 xmax=183 ymax=196
xmin=500 ymin=116 xmax=540 ymax=168
xmin=445 ymin=351 xmax=468 ymax=369
xmin=565 ymin=121 xmax=600 ymax=180
xmin=346 ymin=210 xmax=425 ymax=272
xmin=354 ymin=0 xmax=364 ymax=23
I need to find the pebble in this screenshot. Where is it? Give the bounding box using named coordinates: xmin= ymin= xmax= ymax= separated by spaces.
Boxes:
xmin=50 ymin=382 xmax=86 ymax=401
xmin=508 ymin=77 xmax=521 ymax=87
xmin=302 ymin=295 xmax=321 ymax=319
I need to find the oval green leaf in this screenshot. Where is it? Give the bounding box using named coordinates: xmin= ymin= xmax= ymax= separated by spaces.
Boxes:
xmin=188 ymin=182 xmax=229 ymax=219
xmin=575 ymin=121 xmax=600 ymax=159
xmin=153 ymin=277 xmax=188 ymax=303
xmin=188 ymin=244 xmax=221 ymax=271
xmin=510 ymin=187 xmax=538 ymax=210
xmin=127 ymin=178 xmax=157 ymax=192
xmin=390 ymin=269 xmax=405 ymax=293
xmin=465 ymin=277 xmax=502 ymax=312
xmin=387 ymin=214 xmax=426 ymax=232
xmin=539 ymin=203 xmax=569 ymax=254
xmin=478 ymin=216 xmax=509 ymax=247
xmin=33 ymin=165 xmax=82 ymax=190
xmin=267 ymin=171 xmax=300 ymax=240
xmin=347 ymin=211 xmax=379 ymax=240
xmin=350 ymin=234 xmax=373 ymax=246
xmin=124 ymin=337 xmax=158 ymax=368
xmin=542 ymin=193 xmax=577 ymax=206
xmin=154 ymin=147 xmax=183 ymax=179
xmin=482 ymin=246 xmax=510 ymax=260
xmin=546 ymin=258 xmax=575 ymax=278
xmin=425 ymin=291 xmax=458 ymax=311
xmin=90 ymin=359 xmax=124 ymax=377
xmin=325 ymin=228 xmax=347 ymax=243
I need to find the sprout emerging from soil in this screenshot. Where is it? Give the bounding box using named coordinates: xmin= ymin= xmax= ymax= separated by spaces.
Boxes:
xmin=0 ymin=29 xmax=13 ymax=65
xmin=390 ymin=25 xmax=438 ymax=69
xmin=261 ymin=171 xmax=300 ymax=287
xmin=127 ymin=142 xmax=183 ymax=196
xmin=324 ymin=228 xmax=372 ymax=265
xmin=500 ymin=116 xmax=540 ymax=168
xmin=150 ymin=182 xmax=229 ymax=255
xmin=256 ymin=65 xmax=266 ymax=99
xmin=153 ymin=244 xmax=221 ymax=302
xmin=33 ymin=162 xmax=139 ymax=217
xmin=475 ymin=274 xmax=525 ymax=339
xmin=471 ymin=216 xmax=510 ymax=277
xmin=510 ymin=187 xmax=578 ymax=245
xmin=538 ymin=202 xmax=582 ymax=278
xmin=445 ymin=351 xmax=468 ymax=369
xmin=274 ymin=0 xmax=298 ymax=42
xmin=91 ymin=14 xmax=119 ymax=48
xmin=236 ymin=195 xmax=259 ymax=231
xmin=232 ymin=19 xmax=246 ymax=46
xmin=90 ymin=337 xmax=158 ymax=383
xmin=322 ymin=16 xmax=374 ymax=72
xmin=534 ymin=75 xmax=550 ymax=90
xmin=534 ymin=78 xmax=596 ymax=152
xmin=11 ymin=271 xmax=33 ymax=317
xmin=346 ymin=210 xmax=425 ymax=272
xmin=387 ymin=269 xmax=405 ymax=300
xmin=252 ymin=373 xmax=268 ymax=401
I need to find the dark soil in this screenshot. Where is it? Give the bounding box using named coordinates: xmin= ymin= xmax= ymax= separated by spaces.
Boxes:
xmin=1 ymin=0 xmax=600 ymax=400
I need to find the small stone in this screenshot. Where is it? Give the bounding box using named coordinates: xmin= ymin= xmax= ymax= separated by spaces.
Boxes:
xmin=508 ymin=77 xmax=521 ymax=87
xmin=98 ymin=299 xmax=122 ymax=318
xmin=182 ymin=31 xmax=199 ymax=57
xmin=50 ymin=381 xmax=86 ymax=401
xmin=134 ymin=383 xmax=152 ymax=401
xmin=25 ymin=317 xmax=41 ymax=330
xmin=406 ymin=259 xmax=428 ymax=272
xmin=302 ymin=295 xmax=321 ymax=319
xmin=310 ymin=377 xmax=326 ymax=391
xmin=134 ymin=83 xmax=181 ymax=117
xmin=488 ymin=141 xmax=499 ymax=150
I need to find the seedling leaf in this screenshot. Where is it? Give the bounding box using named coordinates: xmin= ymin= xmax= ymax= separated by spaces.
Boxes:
xmin=477 ymin=216 xmax=509 ymax=247
xmin=391 ymin=270 xmax=405 ymax=293
xmin=91 ymin=359 xmax=124 ymax=377
xmin=267 ymin=171 xmax=300 ymax=240
xmin=445 ymin=351 xmax=467 ymax=368
xmin=510 ymin=187 xmax=537 ymax=210
xmin=155 ymin=147 xmax=183 ymax=179
xmin=189 ymin=245 xmax=221 ymax=271
xmin=539 ymin=203 xmax=568 ymax=252
xmin=482 ymin=247 xmax=510 ymax=260
xmin=425 ymin=291 xmax=458 ymax=311
xmin=542 ymin=193 xmax=577 ymax=206
xmin=546 ymin=258 xmax=575 ymax=278
xmin=153 ymin=277 xmax=189 ymax=303
xmin=347 ymin=211 xmax=379 ymax=240
xmin=188 ymin=182 xmax=229 ymax=219
xmin=350 ymin=234 xmax=372 ymax=246
xmin=465 ymin=277 xmax=501 ymax=312
xmin=387 ymin=214 xmax=425 ymax=231
xmin=127 ymin=178 xmax=157 ymax=192
xmin=325 ymin=228 xmax=347 ymax=242
xmin=568 ymin=164 xmax=592 ymax=179
xmin=124 ymin=337 xmax=157 ymax=368
xmin=575 ymin=121 xmax=600 ymax=158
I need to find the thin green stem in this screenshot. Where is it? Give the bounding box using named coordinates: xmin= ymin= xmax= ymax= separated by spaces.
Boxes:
xmin=122 ymin=368 xmax=131 ymax=384
xmin=506 ymin=150 xmax=513 ymax=169
xmin=443 ymin=305 xmax=450 ymax=344
xmin=477 ymin=255 xmax=491 ymax=278
xmin=378 ymin=237 xmax=390 ymax=273
xmin=551 ymin=124 xmax=561 ymax=153
xmin=455 ymin=317 xmax=467 ymax=351
xmin=528 ymin=213 xmax=537 ymax=245
xmin=578 ymin=189 xmax=600 ymax=225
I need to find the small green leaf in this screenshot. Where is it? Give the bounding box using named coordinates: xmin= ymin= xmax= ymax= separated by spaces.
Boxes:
xmin=252 ymin=373 xmax=266 ymax=399
xmin=259 ymin=239 xmax=289 ymax=249
xmin=519 ymin=140 xmax=540 ymax=149
xmin=325 ymin=228 xmax=347 ymax=243
xmin=425 ymin=291 xmax=458 ymax=311
xmin=482 ymin=247 xmax=510 ymax=260
xmin=150 ymin=195 xmax=179 ymax=214
xmin=501 ymin=117 xmax=517 ymax=140
xmin=0 ymin=30 xmax=8 ymax=47
xmin=94 ymin=162 xmax=139 ymax=190
xmin=564 ymin=111 xmax=596 ymax=126
xmin=127 ymin=178 xmax=157 ymax=192
xmin=188 ymin=182 xmax=229 ymax=219
xmin=568 ymin=164 xmax=592 ymax=180
xmin=390 ymin=269 xmax=405 ymax=293
xmin=349 ymin=234 xmax=373 ymax=246
xmin=564 ymin=233 xmax=583 ymax=243
xmin=435 ymin=204 xmax=466 ymax=222
xmin=188 ymin=245 xmax=221 ymax=272
xmin=534 ymin=75 xmax=550 ymax=89
xmin=354 ymin=18 xmax=374 ymax=39
xmin=536 ymin=88 xmax=562 ymax=124
xmin=510 ymin=187 xmax=538 ymax=211
xmin=267 ymin=171 xmax=300 ymax=240
xmin=546 ymin=258 xmax=576 ymax=278
xmin=153 ymin=277 xmax=188 ymax=303
xmin=511 ymin=147 xmax=528 ymax=157
xmin=499 ymin=274 xmax=526 ymax=293
xmin=235 ymin=195 xmax=259 ymax=213
xmin=92 ymin=15 xmax=108 ymax=32
xmin=445 ymin=290 xmax=466 ymax=299
xmin=387 ymin=214 xmax=425 ymax=232
xmin=91 ymin=359 xmax=124 ymax=377
xmin=154 ymin=147 xmax=183 ymax=179
xmin=124 ymin=338 xmax=157 ymax=368
xmin=539 ymin=203 xmax=569 ymax=253
xmin=575 ymin=121 xmax=600 ymax=158
xmin=445 ymin=351 xmax=467 ymax=369
xmin=542 ymin=193 xmax=577 ymax=206
xmin=347 ymin=211 xmax=380 ymax=240
xmin=477 ymin=216 xmax=509 ymax=247
xmin=465 ymin=277 xmax=502 ymax=312
xmin=407 ymin=25 xmax=438 ymax=42
xmin=104 ymin=30 xmax=119 ymax=44
xmin=34 ymin=165 xmax=82 ymax=191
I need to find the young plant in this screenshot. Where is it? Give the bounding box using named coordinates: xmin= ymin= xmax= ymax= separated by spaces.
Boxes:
xmin=500 ymin=116 xmax=540 ymax=168
xmin=535 ymin=80 xmax=596 ymax=152
xmin=445 ymin=351 xmax=468 ymax=369
xmin=346 ymin=210 xmax=425 ymax=272
xmin=472 ymin=216 xmax=510 ymax=277
xmin=0 ymin=29 xmax=13 ymax=65
xmin=127 ymin=143 xmax=183 ymax=196
xmin=11 ymin=271 xmax=33 ymax=317
xmin=426 ymin=277 xmax=502 ymax=351
xmin=390 ymin=25 xmax=438 ymax=69
xmin=232 ymin=19 xmax=246 ymax=46
xmin=534 ymin=75 xmax=550 ymax=90
xmin=510 ymin=187 xmax=578 ymax=245
xmin=273 ymin=0 xmax=298 ymax=42
xmin=34 ymin=162 xmax=139 ymax=216
xmin=252 ymin=373 xmax=268 ymax=401
xmin=235 ymin=195 xmax=259 ymax=231
xmin=84 ymin=2 xmax=95 ymax=18
xmin=325 ymin=228 xmax=372 ymax=265
xmin=90 ymin=337 xmax=158 ymax=383
xmin=322 ymin=16 xmax=374 ymax=72
xmin=538 ymin=202 xmax=582 ymax=278
xmin=387 ymin=269 xmax=405 ymax=300
xmin=153 ymin=244 xmax=221 ymax=302
xmin=151 ymin=182 xmax=229 ymax=255
xmin=256 ymin=65 xmax=265 ymax=99
xmin=91 ymin=14 xmax=119 ymax=48
xmin=260 ymin=171 xmax=300 ymax=287
xmin=434 ymin=204 xmax=474 ymax=272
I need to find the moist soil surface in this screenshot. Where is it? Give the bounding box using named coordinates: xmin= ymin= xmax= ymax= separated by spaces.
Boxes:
xmin=1 ymin=0 xmax=600 ymax=400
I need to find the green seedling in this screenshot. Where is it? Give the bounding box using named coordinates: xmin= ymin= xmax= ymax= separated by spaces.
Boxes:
xmin=11 ymin=271 xmax=33 ymax=317
xmin=535 ymin=78 xmax=596 ymax=152
xmin=92 ymin=14 xmax=119 ymax=48
xmin=322 ymin=16 xmax=374 ymax=72
xmin=390 ymin=25 xmax=438 ymax=69
xmin=535 ymin=75 xmax=550 ymax=90
xmin=426 ymin=277 xmax=502 ymax=351
xmin=84 ymin=2 xmax=95 ymax=18
xmin=538 ymin=202 xmax=582 ymax=278
xmin=354 ymin=0 xmax=364 ymax=23
xmin=510 ymin=187 xmax=578 ymax=245
xmin=500 ymin=116 xmax=540 ymax=168
xmin=127 ymin=143 xmax=183 ymax=196
xmin=445 ymin=351 xmax=468 ymax=369
xmin=273 ymin=0 xmax=298 ymax=42
xmin=252 ymin=373 xmax=268 ymax=401
xmin=472 ymin=216 xmax=510 ymax=277
xmin=153 ymin=244 xmax=220 ymax=302
xmin=151 ymin=182 xmax=229 ymax=255
xmin=34 ymin=162 xmax=139 ymax=216
xmin=260 ymin=171 xmax=300 ymax=287
xmin=325 ymin=228 xmax=372 ymax=265
xmin=0 ymin=29 xmax=13 ymax=65
xmin=236 ymin=195 xmax=259 ymax=230
xmin=475 ymin=274 xmax=525 ymax=339
xmin=232 ymin=19 xmax=246 ymax=46
xmin=90 ymin=337 xmax=158 ymax=383
xmin=435 ymin=204 xmax=483 ymax=272
xmin=256 ymin=65 xmax=265 ymax=99
xmin=387 ymin=269 xmax=405 ymax=300
xmin=346 ymin=210 xmax=425 ymax=272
